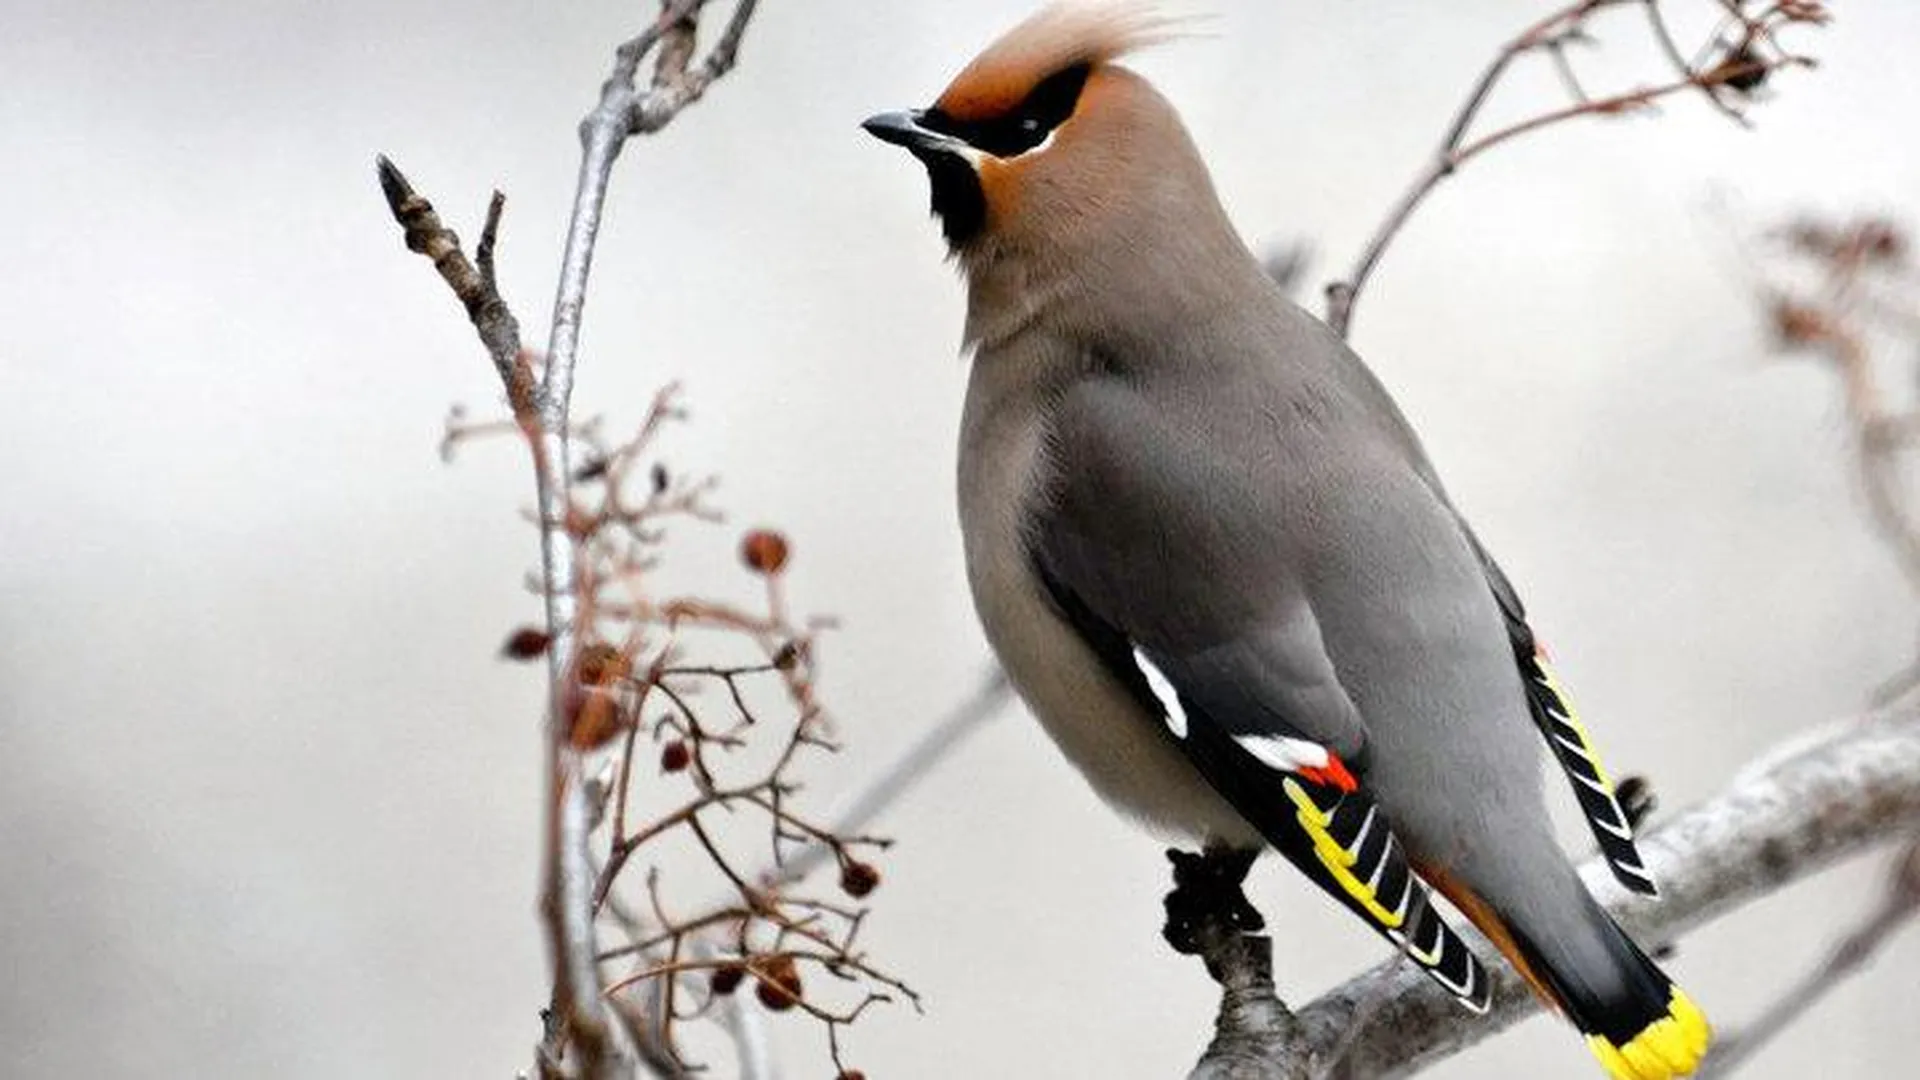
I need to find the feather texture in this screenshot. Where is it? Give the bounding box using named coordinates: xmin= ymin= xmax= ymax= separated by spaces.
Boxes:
xmin=934 ymin=2 xmax=1183 ymax=122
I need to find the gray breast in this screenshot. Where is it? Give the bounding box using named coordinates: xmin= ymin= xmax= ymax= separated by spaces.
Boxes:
xmin=955 ymin=342 xmax=1256 ymax=845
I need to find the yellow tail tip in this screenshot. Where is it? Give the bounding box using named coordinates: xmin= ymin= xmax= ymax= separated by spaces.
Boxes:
xmin=1586 ymin=988 xmax=1712 ymax=1080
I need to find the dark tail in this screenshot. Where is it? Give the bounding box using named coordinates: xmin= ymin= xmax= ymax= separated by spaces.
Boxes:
xmin=1507 ymin=896 xmax=1711 ymax=1080
xmin=1422 ymin=863 xmax=1709 ymax=1080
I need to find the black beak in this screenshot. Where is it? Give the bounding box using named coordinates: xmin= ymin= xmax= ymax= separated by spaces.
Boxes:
xmin=863 ymin=109 xmax=986 ymax=246
xmin=861 ymin=110 xmax=948 ymax=153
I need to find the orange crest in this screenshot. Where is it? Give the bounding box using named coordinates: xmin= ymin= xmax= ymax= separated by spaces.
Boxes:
xmin=934 ymin=2 xmax=1182 ymax=123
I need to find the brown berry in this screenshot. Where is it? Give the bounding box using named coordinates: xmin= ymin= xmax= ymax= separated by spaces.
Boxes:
xmin=564 ymin=503 xmax=598 ymax=538
xmin=772 ymin=641 xmax=801 ymax=671
xmin=1769 ymin=300 xmax=1827 ymax=349
xmin=1714 ymin=44 xmax=1768 ymax=93
xmin=740 ymin=529 xmax=791 ymax=575
xmin=576 ymin=642 xmax=631 ymax=687
xmin=660 ymin=740 xmax=691 ymax=773
xmin=708 ymin=963 xmax=746 ymax=996
xmin=838 ymin=1072 xmax=867 ymax=1080
xmin=568 ymin=689 xmax=630 ymax=750
xmin=754 ymin=955 xmax=802 ymax=1011
xmin=1861 ymin=219 xmax=1908 ymax=265
xmin=501 ymin=626 xmax=551 ymax=660
xmin=840 ymin=860 xmax=881 ymax=899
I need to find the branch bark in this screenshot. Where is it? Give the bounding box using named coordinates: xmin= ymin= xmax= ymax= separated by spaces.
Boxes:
xmin=380 ymin=5 xmax=762 ymax=1078
xmin=1190 ymin=693 xmax=1920 ymax=1079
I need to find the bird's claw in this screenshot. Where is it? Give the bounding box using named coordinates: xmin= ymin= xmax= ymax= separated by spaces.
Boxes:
xmin=1162 ymin=847 xmax=1265 ymax=955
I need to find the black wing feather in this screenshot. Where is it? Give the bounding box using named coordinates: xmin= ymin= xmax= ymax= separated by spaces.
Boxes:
xmin=1035 ymin=562 xmax=1492 ymax=1012
xmin=1464 ymin=532 xmax=1659 ymax=897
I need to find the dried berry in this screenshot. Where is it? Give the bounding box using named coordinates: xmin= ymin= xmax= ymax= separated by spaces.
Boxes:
xmin=840 ymin=860 xmax=881 ymax=899
xmin=650 ymin=463 xmax=671 ymax=494
xmin=1714 ymin=44 xmax=1768 ymax=93
xmin=568 ymin=689 xmax=629 ymax=750
xmin=772 ymin=641 xmax=801 ymax=672
xmin=754 ymin=955 xmax=802 ymax=1011
xmin=709 ymin=963 xmax=746 ymax=996
xmin=740 ymin=529 xmax=791 ymax=575
xmin=1859 ymin=219 xmax=1908 ymax=265
xmin=660 ymin=740 xmax=692 ymax=773
xmin=576 ymin=642 xmax=631 ymax=687
xmin=564 ymin=503 xmax=598 ymax=538
xmin=501 ymin=626 xmax=551 ymax=660
xmin=1769 ymin=300 xmax=1827 ymax=349
xmin=838 ymin=1072 xmax=868 ymax=1080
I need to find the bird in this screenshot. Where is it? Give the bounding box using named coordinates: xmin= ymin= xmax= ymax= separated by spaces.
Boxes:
xmin=861 ymin=4 xmax=1709 ymax=1079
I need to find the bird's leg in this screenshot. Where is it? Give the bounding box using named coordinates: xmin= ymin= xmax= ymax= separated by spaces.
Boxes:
xmin=1162 ymin=845 xmax=1265 ymax=966
xmin=1164 ymin=846 xmax=1300 ymax=1073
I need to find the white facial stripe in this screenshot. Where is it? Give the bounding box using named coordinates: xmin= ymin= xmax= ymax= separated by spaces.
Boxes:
xmin=950 ymin=141 xmax=988 ymax=169
xmin=1131 ymin=648 xmax=1187 ymax=739
xmin=1234 ymin=733 xmax=1332 ymax=773
xmin=1004 ymin=126 xmax=1059 ymax=161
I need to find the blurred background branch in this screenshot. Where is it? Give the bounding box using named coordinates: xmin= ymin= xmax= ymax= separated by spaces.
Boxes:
xmin=1753 ymin=214 xmax=1920 ymax=701
xmin=1324 ymin=0 xmax=1828 ymax=338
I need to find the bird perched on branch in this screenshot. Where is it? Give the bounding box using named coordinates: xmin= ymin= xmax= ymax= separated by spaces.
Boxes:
xmin=863 ymin=4 xmax=1708 ymax=1078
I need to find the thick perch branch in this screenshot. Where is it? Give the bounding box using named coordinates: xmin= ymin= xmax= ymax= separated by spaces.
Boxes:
xmin=1190 ymin=695 xmax=1920 ymax=1079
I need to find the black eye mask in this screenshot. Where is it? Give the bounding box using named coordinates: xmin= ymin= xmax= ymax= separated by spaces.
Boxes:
xmin=922 ymin=62 xmax=1092 ymax=158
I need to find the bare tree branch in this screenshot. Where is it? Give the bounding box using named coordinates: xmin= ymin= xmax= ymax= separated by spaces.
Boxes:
xmin=381 ymin=4 xmax=763 ymax=1078
xmin=1324 ymin=0 xmax=1826 ymax=338
xmin=1754 ymin=214 xmax=1920 ymax=701
xmin=375 ymin=161 xmax=535 ymax=416
xmin=1189 ymin=694 xmax=1920 ymax=1079
xmin=765 ymin=666 xmax=1013 ymax=890
xmin=1698 ymin=838 xmax=1920 ymax=1076
xmin=536 ymin=9 xmax=763 ymax=1076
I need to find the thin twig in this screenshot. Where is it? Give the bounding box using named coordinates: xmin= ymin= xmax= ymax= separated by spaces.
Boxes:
xmin=1698 ymin=840 xmax=1920 ymax=1076
xmin=1323 ymin=0 xmax=1823 ymax=337
xmin=374 ymin=159 xmax=534 ymax=416
xmin=763 ymin=666 xmax=1013 ymax=889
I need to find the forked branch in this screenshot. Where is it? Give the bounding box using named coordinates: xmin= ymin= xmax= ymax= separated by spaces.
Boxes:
xmin=1324 ymin=0 xmax=1828 ymax=337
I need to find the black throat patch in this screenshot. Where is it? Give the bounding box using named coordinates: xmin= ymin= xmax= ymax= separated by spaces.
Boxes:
xmin=912 ymin=62 xmax=1094 ymax=248
xmin=916 ymin=149 xmax=986 ymax=247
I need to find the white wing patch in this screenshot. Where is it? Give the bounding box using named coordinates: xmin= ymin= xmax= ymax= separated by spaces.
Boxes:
xmin=1234 ymin=733 xmax=1332 ymax=773
xmin=1131 ymin=648 xmax=1188 ymax=739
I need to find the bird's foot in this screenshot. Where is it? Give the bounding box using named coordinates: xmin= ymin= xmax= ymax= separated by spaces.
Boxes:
xmin=1617 ymin=774 xmax=1658 ymax=830
xmin=1162 ymin=845 xmax=1265 ymax=957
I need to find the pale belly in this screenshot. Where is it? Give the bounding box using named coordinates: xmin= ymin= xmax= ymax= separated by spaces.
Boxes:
xmin=957 ymin=396 xmax=1258 ymax=846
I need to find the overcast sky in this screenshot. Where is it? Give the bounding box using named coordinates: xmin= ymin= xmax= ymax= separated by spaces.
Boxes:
xmin=3 ymin=1 xmax=1917 ymax=1077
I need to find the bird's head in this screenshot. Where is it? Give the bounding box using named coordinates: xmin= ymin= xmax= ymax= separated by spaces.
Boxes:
xmin=863 ymin=4 xmax=1200 ymax=257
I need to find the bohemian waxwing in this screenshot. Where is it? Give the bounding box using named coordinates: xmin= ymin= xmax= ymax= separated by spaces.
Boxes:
xmin=863 ymin=5 xmax=1709 ymax=1078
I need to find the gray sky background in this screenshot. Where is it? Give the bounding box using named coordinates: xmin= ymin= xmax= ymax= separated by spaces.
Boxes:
xmin=3 ymin=1 xmax=1917 ymax=1077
